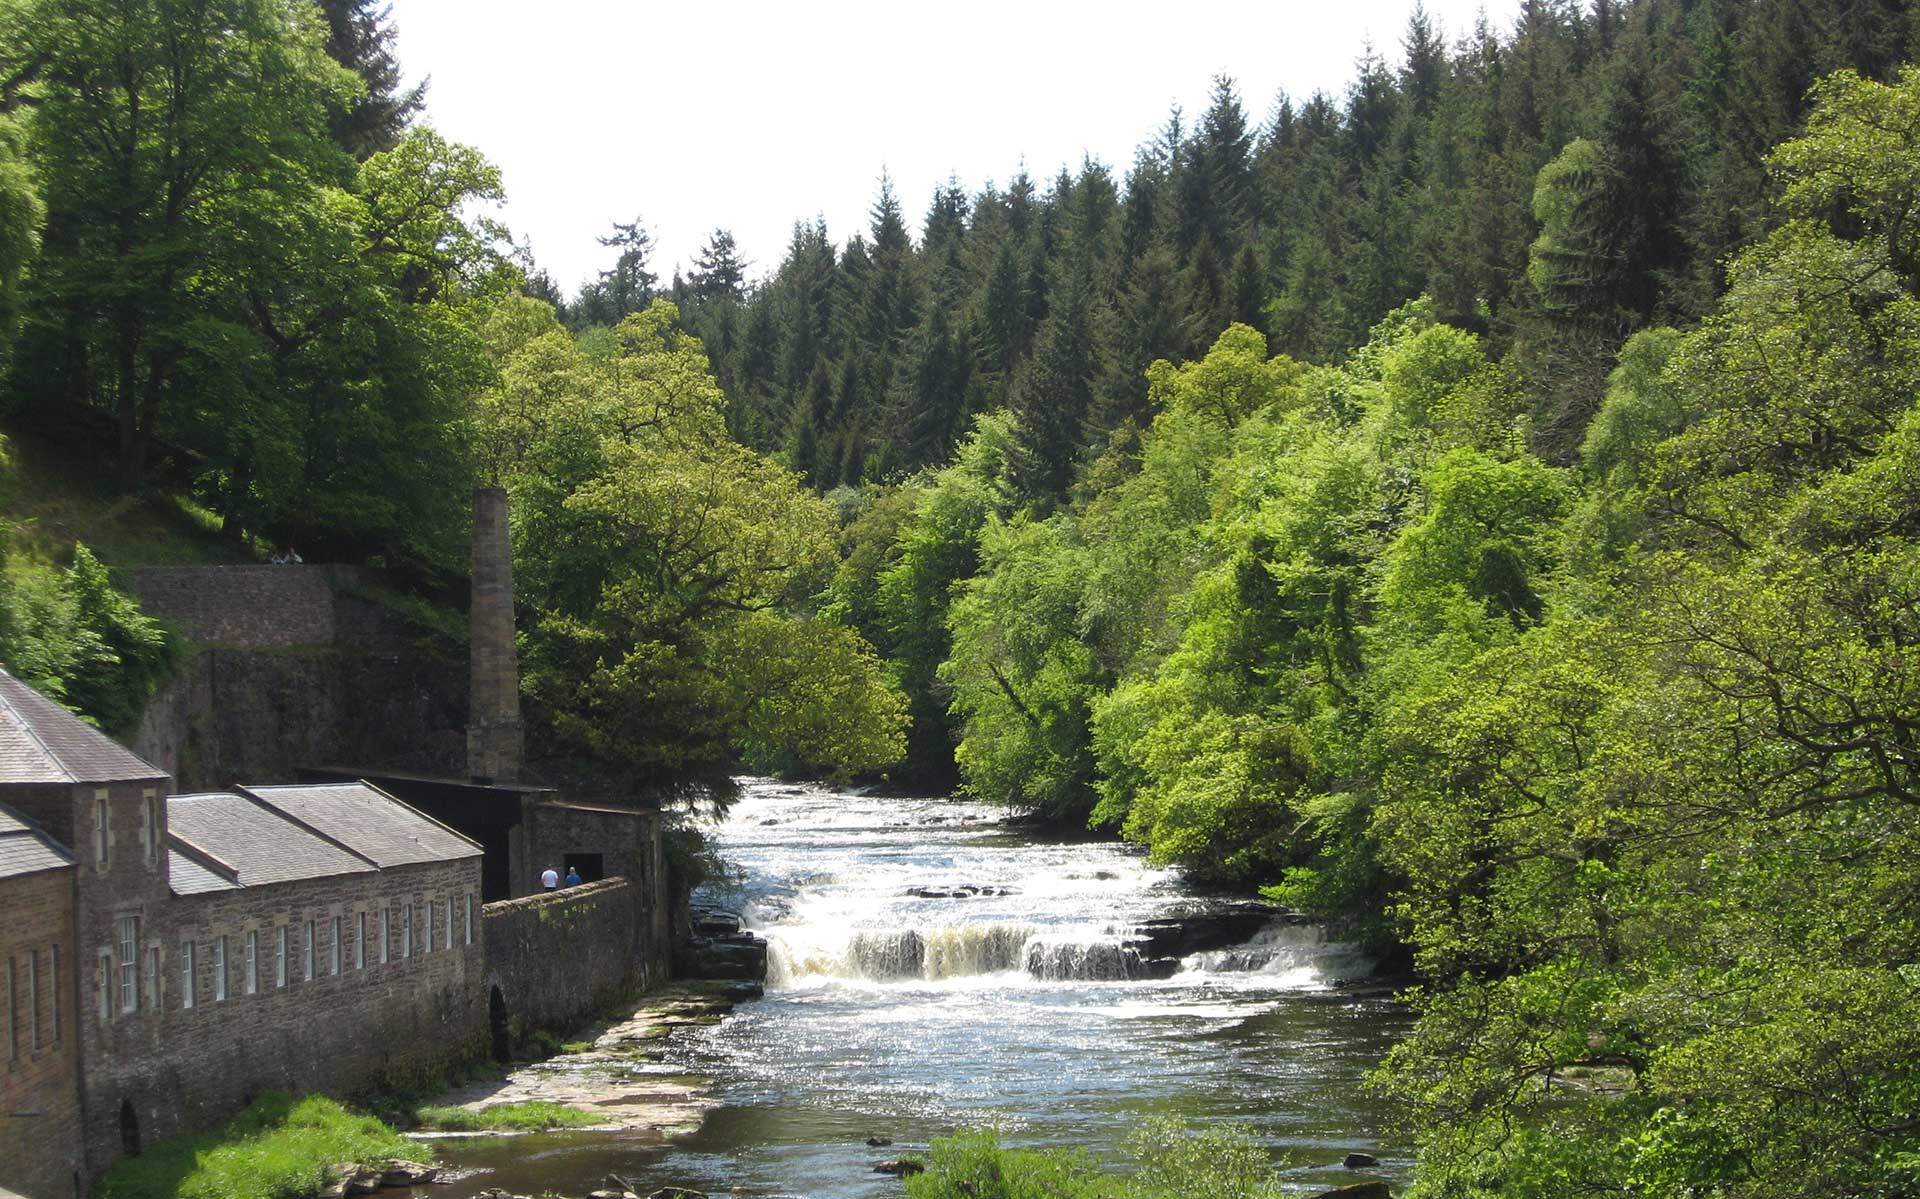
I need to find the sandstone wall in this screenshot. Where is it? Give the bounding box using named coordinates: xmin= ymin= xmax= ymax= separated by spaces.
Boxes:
xmin=0 ymin=867 xmax=83 ymax=1199
xmin=482 ymin=880 xmax=646 ymax=1040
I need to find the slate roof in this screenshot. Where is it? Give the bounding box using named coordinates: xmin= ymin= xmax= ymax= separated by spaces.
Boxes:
xmin=0 ymin=668 xmax=167 ymax=785
xmin=167 ymin=847 xmax=240 ymax=895
xmin=167 ymin=791 xmax=375 ymax=889
xmin=0 ymin=802 xmax=76 ymax=880
xmin=243 ymin=783 xmax=480 ymax=867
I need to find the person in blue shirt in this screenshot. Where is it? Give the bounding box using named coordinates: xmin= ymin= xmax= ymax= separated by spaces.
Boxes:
xmin=564 ymin=866 xmax=583 ymax=887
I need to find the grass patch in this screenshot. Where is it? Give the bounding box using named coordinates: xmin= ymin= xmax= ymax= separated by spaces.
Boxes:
xmin=410 ymin=1101 xmax=610 ymax=1132
xmin=559 ymin=1040 xmax=596 ymax=1054
xmin=100 ymin=1093 xmax=416 ymax=1199
xmin=360 ymin=1057 xmax=508 ymax=1129
xmin=0 ymin=428 xmax=250 ymax=569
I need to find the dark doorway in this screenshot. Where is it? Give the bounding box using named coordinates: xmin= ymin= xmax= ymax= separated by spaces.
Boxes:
xmin=489 ymin=985 xmax=511 ymax=1063
xmin=119 ymin=1099 xmax=140 ymax=1157
xmin=563 ymin=853 xmax=604 ymax=884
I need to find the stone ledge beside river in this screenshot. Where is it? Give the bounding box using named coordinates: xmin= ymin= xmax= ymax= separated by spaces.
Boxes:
xmin=411 ymin=981 xmax=762 ymax=1140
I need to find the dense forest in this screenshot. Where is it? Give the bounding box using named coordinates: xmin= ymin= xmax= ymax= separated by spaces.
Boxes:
xmin=3 ymin=0 xmax=1919 ymax=1194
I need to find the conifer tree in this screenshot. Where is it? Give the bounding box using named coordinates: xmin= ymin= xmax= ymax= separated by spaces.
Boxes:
xmin=1010 ymin=265 xmax=1098 ymax=504
xmin=689 ymin=228 xmax=749 ymax=304
xmin=316 ymin=0 xmax=425 ymax=158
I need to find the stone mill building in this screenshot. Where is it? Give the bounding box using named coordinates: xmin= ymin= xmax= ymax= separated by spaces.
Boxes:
xmin=0 ymin=490 xmax=675 ymax=1198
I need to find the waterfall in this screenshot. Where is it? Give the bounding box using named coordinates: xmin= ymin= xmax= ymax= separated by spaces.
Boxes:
xmin=1023 ymin=938 xmax=1145 ymax=981
xmin=1184 ymin=923 xmax=1375 ymax=983
xmin=767 ymin=923 xmax=1046 ymax=983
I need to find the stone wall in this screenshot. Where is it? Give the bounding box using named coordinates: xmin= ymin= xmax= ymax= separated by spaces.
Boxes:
xmin=481 ymin=880 xmax=646 ymax=1039
xmin=126 ymin=567 xmax=469 ymax=794
xmin=130 ymin=567 xmax=338 ymax=650
xmin=85 ymin=857 xmax=485 ymax=1179
xmin=0 ymin=867 xmax=82 ymax=1199
xmin=131 ymin=648 xmax=467 ymax=793
xmin=519 ymin=803 xmax=671 ymax=985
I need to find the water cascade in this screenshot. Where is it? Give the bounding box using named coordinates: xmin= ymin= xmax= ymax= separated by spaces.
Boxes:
xmin=428 ymin=780 xmax=1407 ymax=1199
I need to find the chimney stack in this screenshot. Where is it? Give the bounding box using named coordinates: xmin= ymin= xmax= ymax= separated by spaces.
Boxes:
xmin=467 ymin=487 xmax=523 ymax=784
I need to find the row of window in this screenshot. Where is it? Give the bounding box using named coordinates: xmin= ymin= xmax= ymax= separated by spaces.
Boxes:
xmin=99 ymin=894 xmax=476 ymax=1020
xmin=4 ymin=945 xmax=61 ymax=1065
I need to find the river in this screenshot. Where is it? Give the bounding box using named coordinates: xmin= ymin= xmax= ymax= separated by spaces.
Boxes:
xmin=434 ymin=780 xmax=1410 ymax=1197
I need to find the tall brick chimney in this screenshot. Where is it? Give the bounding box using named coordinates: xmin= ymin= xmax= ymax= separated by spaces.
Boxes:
xmin=467 ymin=487 xmax=523 ymax=784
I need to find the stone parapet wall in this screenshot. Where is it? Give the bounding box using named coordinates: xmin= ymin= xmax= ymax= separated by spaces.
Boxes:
xmin=129 ymin=567 xmax=340 ymax=650
xmin=482 ymin=880 xmax=643 ymax=1038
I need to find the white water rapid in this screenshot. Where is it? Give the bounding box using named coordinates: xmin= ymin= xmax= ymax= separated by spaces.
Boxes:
xmin=432 ymin=779 xmax=1409 ymax=1199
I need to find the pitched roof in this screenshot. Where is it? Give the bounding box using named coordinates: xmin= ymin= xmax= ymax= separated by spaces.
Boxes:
xmin=242 ymin=783 xmax=480 ymax=867
xmin=0 ymin=669 xmax=167 ymax=785
xmin=0 ymin=802 xmax=76 ymax=880
xmin=167 ymin=791 xmax=375 ymax=888
xmin=167 ymin=847 xmax=240 ymax=895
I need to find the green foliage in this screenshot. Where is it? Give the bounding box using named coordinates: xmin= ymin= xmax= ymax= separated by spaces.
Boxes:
xmin=891 ymin=67 xmax=1920 ymax=1199
xmin=408 ymin=1101 xmax=607 ymax=1132
xmin=901 ymin=1119 xmax=1287 ymax=1199
xmin=942 ymin=514 xmax=1098 ymax=820
xmin=99 ymin=1093 xmax=415 ymax=1199
xmin=0 ymin=104 xmax=41 ymax=362
xmin=1367 ymin=67 xmax=1920 ymax=1198
xmin=2 ymin=0 xmax=505 ymax=571
xmin=473 ymin=297 xmax=905 ymax=794
xmin=0 ymin=539 xmax=172 ymax=732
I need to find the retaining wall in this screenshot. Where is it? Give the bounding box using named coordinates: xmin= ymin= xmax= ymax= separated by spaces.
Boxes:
xmin=482 ymin=879 xmax=643 ymax=1039
xmin=127 ymin=569 xmax=467 ymax=792
xmin=129 ymin=567 xmax=338 ymax=650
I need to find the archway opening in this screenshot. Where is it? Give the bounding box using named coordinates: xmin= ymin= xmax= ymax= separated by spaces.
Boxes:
xmin=489 ymin=985 xmax=511 ymax=1063
xmin=119 ymin=1099 xmax=141 ymax=1158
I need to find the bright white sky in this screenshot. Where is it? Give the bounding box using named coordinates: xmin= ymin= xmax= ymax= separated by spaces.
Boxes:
xmin=387 ymin=0 xmax=1506 ymax=295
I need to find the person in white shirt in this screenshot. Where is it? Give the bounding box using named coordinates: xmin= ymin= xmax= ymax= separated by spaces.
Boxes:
xmin=540 ymin=865 xmax=559 ymax=890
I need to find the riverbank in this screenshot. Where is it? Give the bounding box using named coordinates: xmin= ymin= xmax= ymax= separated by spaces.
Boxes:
xmin=411 ymin=981 xmax=764 ymax=1143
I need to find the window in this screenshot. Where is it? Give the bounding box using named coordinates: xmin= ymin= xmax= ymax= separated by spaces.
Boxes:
xmin=95 ymin=792 xmax=111 ymax=868
xmin=145 ymin=945 xmax=159 ymax=1011
xmin=117 ymin=918 xmax=139 ymax=1013
xmin=245 ymin=932 xmax=258 ymax=995
xmin=180 ymin=942 xmax=195 ymax=1008
xmin=303 ymin=921 xmax=315 ymax=981
xmin=402 ymin=905 xmax=412 ymax=958
xmin=355 ymin=913 xmax=365 ymax=971
xmin=50 ymin=947 xmax=60 ymax=1044
xmin=28 ymin=950 xmax=40 ymax=1051
xmin=464 ymin=894 xmax=473 ymax=945
xmin=213 ymin=937 xmax=227 ymax=1002
xmin=379 ymin=907 xmax=390 ymax=965
xmin=141 ymin=791 xmax=159 ymax=867
xmin=274 ymin=927 xmax=287 ymax=989
xmin=7 ymin=956 xmax=16 ymax=1060
xmin=329 ymin=917 xmax=341 ymax=976
xmin=425 ymin=900 xmax=434 ymax=953
xmin=446 ymin=898 xmax=456 ymax=951
xmin=96 ymin=950 xmax=111 ymax=1022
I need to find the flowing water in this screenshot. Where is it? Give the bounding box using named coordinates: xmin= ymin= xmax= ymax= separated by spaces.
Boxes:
xmin=433 ymin=780 xmax=1410 ymax=1197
